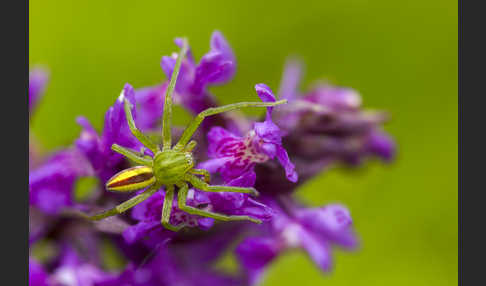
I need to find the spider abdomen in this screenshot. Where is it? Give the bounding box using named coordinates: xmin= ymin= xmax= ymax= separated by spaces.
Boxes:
xmin=106 ymin=166 xmax=156 ymax=192
xmin=153 ymin=150 xmax=194 ymax=184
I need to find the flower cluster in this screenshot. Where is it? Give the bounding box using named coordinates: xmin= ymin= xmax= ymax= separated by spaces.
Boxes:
xmin=29 ymin=31 xmax=395 ymax=286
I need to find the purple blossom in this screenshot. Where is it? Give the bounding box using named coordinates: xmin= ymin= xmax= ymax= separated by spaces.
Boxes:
xmin=275 ymin=60 xmax=395 ymax=161
xmin=200 ymin=84 xmax=298 ymax=185
xmin=204 ymin=171 xmax=275 ymax=222
xmin=75 ymin=83 xmax=145 ymax=183
xmin=123 ymin=189 xmax=214 ymax=245
xmin=207 ymin=191 xmax=275 ymax=222
xmin=123 ymin=183 xmax=274 ymax=246
xmin=251 ymin=59 xmax=397 ymax=196
xmin=29 ymin=68 xmax=49 ymax=168
xmin=99 ymin=245 xmax=244 ymax=286
xmin=29 ymin=67 xmax=49 ymax=115
xmin=132 ymin=83 xmax=167 ymax=131
xmin=161 ymin=30 xmax=236 ymax=114
xmin=100 ymin=84 xmax=143 ymax=157
xmin=28 ymin=32 xmax=397 ymax=286
xmin=236 ymin=199 xmax=357 ymax=284
xmin=49 ymin=246 xmax=115 ymax=286
xmin=29 ymin=257 xmax=49 ymax=286
xmin=29 ymin=149 xmax=93 ymax=214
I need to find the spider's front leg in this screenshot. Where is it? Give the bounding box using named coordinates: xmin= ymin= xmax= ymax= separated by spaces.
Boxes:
xmin=174 ymin=100 xmax=288 ymax=149
xmin=190 ymin=168 xmax=211 ymax=183
xmin=111 ymin=144 xmax=152 ymax=166
xmin=123 ymin=99 xmax=160 ymax=154
xmin=161 ymin=185 xmax=184 ymax=232
xmin=87 ymin=184 xmax=159 ymax=221
xmin=185 ymin=173 xmax=259 ymax=197
xmin=177 ymin=182 xmax=262 ymax=224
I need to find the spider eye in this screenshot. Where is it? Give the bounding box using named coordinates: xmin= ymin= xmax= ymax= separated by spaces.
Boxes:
xmin=106 ymin=166 xmax=155 ymax=192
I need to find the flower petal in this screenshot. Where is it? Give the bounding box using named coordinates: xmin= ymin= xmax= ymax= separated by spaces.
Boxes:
xmin=193 ymin=31 xmax=236 ymax=92
xmin=298 ymin=226 xmax=333 ymax=271
xmin=161 ymin=54 xmax=195 ymax=93
xmin=253 ymin=119 xmax=282 ymax=146
xmin=134 ymin=83 xmax=166 ymax=130
xmin=276 ymin=146 xmax=298 ymax=183
xmin=29 ymin=67 xmax=49 ymax=114
xmin=235 ymin=237 xmax=280 ymax=285
xmin=29 ymin=149 xmax=92 ymax=214
xmin=101 ymin=84 xmax=141 ymax=153
xmin=366 ymin=130 xmax=396 ymax=162
xmin=297 ymin=204 xmax=358 ymax=249
xmin=206 ymin=126 xmax=242 ymax=157
xmin=255 ymin=83 xmax=276 ymax=118
xmin=29 ymin=258 xmax=49 ymax=286
xmin=278 ymin=59 xmax=303 ymax=101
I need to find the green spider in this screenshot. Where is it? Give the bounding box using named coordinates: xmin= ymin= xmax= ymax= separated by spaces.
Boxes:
xmin=86 ymin=38 xmax=287 ymax=231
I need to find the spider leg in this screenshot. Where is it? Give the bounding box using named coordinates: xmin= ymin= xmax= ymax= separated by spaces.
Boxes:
xmin=177 ymin=182 xmax=262 ymax=224
xmin=175 ymin=99 xmax=287 ymax=148
xmin=87 ymin=184 xmax=159 ymax=221
xmin=190 ymin=168 xmax=211 ymax=183
xmin=162 ymin=38 xmax=188 ymax=150
xmin=161 ymin=185 xmax=183 ymax=232
xmin=184 ymin=140 xmax=197 ymax=152
xmin=123 ymin=99 xmax=160 ymax=154
xmin=111 ymin=144 xmax=153 ymax=166
xmin=185 ymin=174 xmax=259 ymax=197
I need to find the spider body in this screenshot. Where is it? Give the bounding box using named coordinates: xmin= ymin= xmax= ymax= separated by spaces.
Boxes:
xmin=86 ymin=38 xmax=287 ymax=231
xmin=153 ymin=149 xmax=194 ymax=185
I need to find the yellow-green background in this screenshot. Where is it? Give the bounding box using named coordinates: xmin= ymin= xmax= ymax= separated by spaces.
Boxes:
xmin=30 ymin=0 xmax=457 ymax=285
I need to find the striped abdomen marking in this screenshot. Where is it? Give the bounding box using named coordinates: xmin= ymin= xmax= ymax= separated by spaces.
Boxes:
xmin=106 ymin=166 xmax=156 ymax=192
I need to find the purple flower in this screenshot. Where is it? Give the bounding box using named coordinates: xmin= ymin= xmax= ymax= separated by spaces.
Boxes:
xmin=101 ymin=84 xmax=143 ymax=156
xmin=99 ymin=245 xmax=245 ymax=286
xmin=50 ymin=246 xmax=114 ymax=286
xmin=203 ymin=171 xmax=275 ymax=222
xmin=200 ymin=84 xmax=298 ymax=185
xmin=28 ymin=32 xmax=396 ymax=286
xmin=75 ymin=83 xmax=146 ymax=183
xmin=29 ymin=257 xmax=49 ymax=286
xmin=152 ymin=245 xmax=245 ymax=286
xmin=133 ymin=83 xmax=167 ymax=131
xmin=29 ymin=67 xmax=49 ymax=115
xmin=366 ymin=129 xmax=396 ymax=161
xmin=29 ymin=149 xmax=93 ymax=214
xmin=258 ymin=59 xmax=396 ymax=194
xmin=236 ymin=199 xmax=357 ymax=284
xmin=277 ymin=83 xmax=395 ymax=164
xmin=123 ymin=189 xmax=214 ymax=245
xmin=161 ymin=31 xmax=236 ymax=114
xmin=29 ymin=68 xmax=49 ymax=168
xmin=207 ymin=192 xmax=275 ymax=223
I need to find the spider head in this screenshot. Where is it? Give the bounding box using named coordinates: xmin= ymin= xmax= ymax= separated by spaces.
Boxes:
xmin=153 ymin=149 xmax=194 ymax=185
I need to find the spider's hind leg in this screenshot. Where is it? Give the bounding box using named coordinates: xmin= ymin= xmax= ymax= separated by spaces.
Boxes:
xmin=87 ymin=184 xmax=159 ymax=221
xmin=177 ymin=182 xmax=262 ymax=224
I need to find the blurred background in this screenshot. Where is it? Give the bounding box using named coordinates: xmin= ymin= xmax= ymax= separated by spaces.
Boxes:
xmin=29 ymin=0 xmax=457 ymax=285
